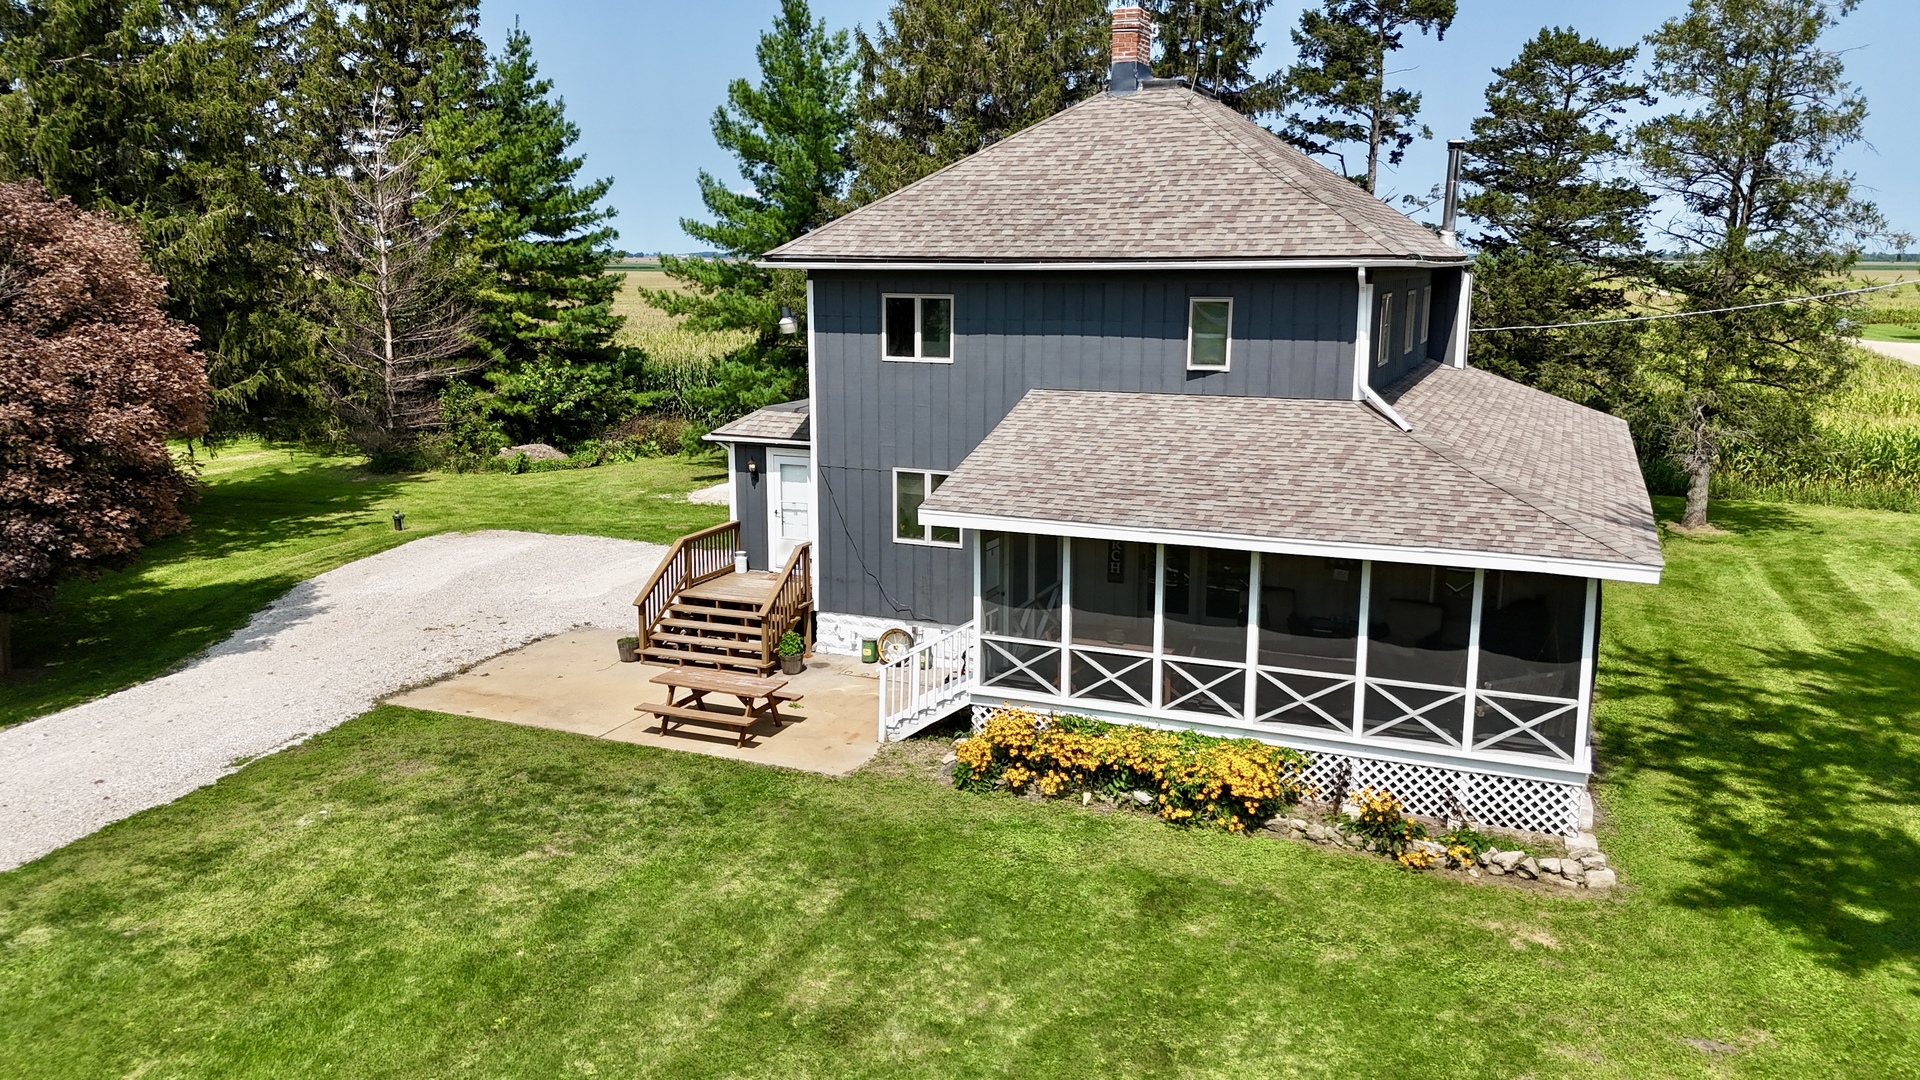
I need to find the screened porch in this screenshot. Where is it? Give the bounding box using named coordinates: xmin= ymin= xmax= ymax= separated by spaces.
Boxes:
xmin=973 ymin=533 xmax=1599 ymax=772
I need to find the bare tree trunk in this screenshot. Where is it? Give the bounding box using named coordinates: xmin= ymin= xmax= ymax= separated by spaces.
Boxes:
xmin=1682 ymin=460 xmax=1712 ymax=529
xmin=1 ymin=612 xmax=12 ymax=678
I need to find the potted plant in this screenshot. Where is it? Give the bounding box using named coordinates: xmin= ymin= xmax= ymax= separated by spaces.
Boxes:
xmin=778 ymin=630 xmax=805 ymax=674
xmin=617 ymin=635 xmax=639 ymax=663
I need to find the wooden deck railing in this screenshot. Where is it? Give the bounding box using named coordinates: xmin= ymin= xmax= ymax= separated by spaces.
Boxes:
xmin=633 ymin=521 xmax=741 ymax=648
xmin=757 ymin=542 xmax=813 ymax=668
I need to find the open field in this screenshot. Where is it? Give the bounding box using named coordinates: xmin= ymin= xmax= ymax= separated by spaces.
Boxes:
xmin=609 ymin=268 xmax=755 ymax=365
xmin=0 ymin=443 xmax=725 ymax=729
xmin=0 ymin=498 xmax=1915 ymax=1077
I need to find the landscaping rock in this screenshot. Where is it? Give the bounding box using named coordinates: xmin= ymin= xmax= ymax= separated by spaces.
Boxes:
xmin=1477 ymin=850 xmax=1495 ymax=867
xmin=497 ymin=442 xmax=566 ymax=462
xmin=1487 ymin=862 xmax=1506 ymax=876
xmin=1567 ymin=846 xmax=1602 ymax=861
xmin=1490 ymin=850 xmax=1524 ymax=872
xmin=1586 ymin=868 xmax=1619 ymax=891
xmin=1129 ymin=790 xmax=1153 ymax=807
xmin=1578 ymin=854 xmax=1609 ymax=870
xmin=1283 ymin=817 xmax=1310 ymax=833
xmin=1538 ymin=857 xmax=1564 ymax=876
xmin=1547 ymin=873 xmax=1581 ymax=889
xmin=1517 ymin=857 xmax=1540 ymax=880
xmin=1305 ymin=823 xmax=1331 ymax=843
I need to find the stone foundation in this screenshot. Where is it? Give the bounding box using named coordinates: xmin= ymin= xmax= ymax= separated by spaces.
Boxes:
xmin=815 ymin=611 xmax=960 ymax=657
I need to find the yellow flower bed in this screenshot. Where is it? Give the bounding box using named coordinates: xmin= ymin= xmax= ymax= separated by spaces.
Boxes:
xmin=952 ymin=706 xmax=1310 ymax=833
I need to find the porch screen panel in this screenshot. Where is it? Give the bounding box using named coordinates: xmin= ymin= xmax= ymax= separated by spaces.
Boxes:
xmin=1472 ymin=570 xmax=1588 ymax=760
xmin=1162 ymin=546 xmax=1251 ymax=718
xmin=1362 ymin=562 xmax=1470 ymax=746
xmin=1067 ymin=539 xmax=1157 ymax=706
xmin=1254 ymin=554 xmax=1362 ymax=731
xmin=981 ymin=532 xmax=1064 ymax=694
xmin=981 ymin=532 xmax=1062 ymax=641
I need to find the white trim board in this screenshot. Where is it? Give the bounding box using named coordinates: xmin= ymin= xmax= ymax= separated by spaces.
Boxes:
xmin=922 ymin=512 xmax=1663 ymax=584
xmin=703 ymin=434 xmax=809 ymax=448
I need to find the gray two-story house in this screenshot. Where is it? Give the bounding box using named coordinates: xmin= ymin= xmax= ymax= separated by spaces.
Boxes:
xmin=682 ymin=7 xmax=1662 ymax=837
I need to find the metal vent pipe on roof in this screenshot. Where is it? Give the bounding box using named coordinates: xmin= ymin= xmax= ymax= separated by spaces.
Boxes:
xmin=1440 ymin=138 xmax=1466 ymax=248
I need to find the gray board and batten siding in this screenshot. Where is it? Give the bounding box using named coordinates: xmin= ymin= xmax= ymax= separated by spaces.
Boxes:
xmin=809 ymin=267 xmax=1461 ymax=625
xmin=729 ymin=443 xmax=769 ymax=570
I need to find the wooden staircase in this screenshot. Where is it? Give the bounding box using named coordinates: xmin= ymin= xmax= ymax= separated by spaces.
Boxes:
xmin=632 ymin=522 xmax=812 ymax=676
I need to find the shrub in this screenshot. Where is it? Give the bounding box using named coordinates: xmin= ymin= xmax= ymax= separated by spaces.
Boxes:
xmin=778 ymin=630 xmax=804 ymax=656
xmin=1347 ymin=787 xmax=1428 ymax=858
xmin=953 ymin=707 xmax=1309 ymax=833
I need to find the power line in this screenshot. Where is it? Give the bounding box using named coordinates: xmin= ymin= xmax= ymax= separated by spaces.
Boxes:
xmin=1469 ymin=278 xmax=1918 ymax=333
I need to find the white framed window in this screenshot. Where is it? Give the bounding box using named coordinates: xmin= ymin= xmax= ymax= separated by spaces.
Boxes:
xmin=894 ymin=468 xmax=960 ymax=546
xmin=882 ymin=294 xmax=954 ymax=362
xmin=1419 ymin=286 xmax=1432 ymax=346
xmin=1375 ymin=292 xmax=1394 ymax=367
xmin=1186 ymin=297 xmax=1232 ymax=370
xmin=1403 ymin=289 xmax=1418 ymax=354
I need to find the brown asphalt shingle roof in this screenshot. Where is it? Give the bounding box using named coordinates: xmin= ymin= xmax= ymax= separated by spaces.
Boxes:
xmin=764 ymin=87 xmax=1465 ymax=265
xmin=703 ymin=399 xmax=809 ymax=444
xmin=918 ymin=365 xmax=1662 ymax=576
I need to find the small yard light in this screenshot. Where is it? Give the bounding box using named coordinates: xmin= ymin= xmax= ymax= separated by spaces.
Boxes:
xmin=392 ymin=512 xmax=406 ymax=532
xmin=777 ymin=306 xmax=799 ymax=336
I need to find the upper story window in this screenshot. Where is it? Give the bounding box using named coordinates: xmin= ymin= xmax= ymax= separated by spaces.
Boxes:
xmin=1187 ymin=298 xmax=1232 ymax=370
xmin=1375 ymin=292 xmax=1394 ymax=367
xmin=895 ymin=468 xmax=960 ymax=546
xmin=883 ymin=294 xmax=953 ymax=362
xmin=1419 ymin=286 xmax=1432 ymax=347
xmin=1403 ymin=289 xmax=1418 ymax=355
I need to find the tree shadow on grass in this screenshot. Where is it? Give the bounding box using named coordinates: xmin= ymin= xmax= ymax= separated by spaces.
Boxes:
xmin=1604 ymin=636 xmax=1920 ymax=980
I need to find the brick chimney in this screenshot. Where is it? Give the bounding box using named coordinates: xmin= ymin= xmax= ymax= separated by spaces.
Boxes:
xmin=1110 ymin=3 xmax=1153 ymax=95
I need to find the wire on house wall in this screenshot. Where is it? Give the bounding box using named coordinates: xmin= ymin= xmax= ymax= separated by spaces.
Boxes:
xmin=1469 ymin=279 xmax=1915 ymax=333
xmin=816 ymin=465 xmax=941 ymax=623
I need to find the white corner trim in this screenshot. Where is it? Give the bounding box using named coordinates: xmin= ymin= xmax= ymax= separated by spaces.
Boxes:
xmin=723 ymin=443 xmax=739 ymax=522
xmin=1362 ymin=384 xmax=1413 ymax=432
xmin=1453 ymin=268 xmax=1473 ymax=369
xmin=1351 ymin=269 xmax=1373 ymax=401
xmin=913 ymin=510 xmax=1663 ymax=584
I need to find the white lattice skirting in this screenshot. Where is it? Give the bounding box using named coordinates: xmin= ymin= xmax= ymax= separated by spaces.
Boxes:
xmin=968 ymin=705 xmax=1584 ymax=837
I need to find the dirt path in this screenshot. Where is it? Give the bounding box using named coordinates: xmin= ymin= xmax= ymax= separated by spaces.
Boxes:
xmin=1853 ymin=337 xmax=1920 ymax=366
xmin=0 ymin=531 xmax=666 ymax=871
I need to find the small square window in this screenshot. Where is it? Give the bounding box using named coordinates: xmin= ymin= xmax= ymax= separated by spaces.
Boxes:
xmin=883 ymin=294 xmax=955 ymax=362
xmin=1375 ymin=293 xmax=1394 ymax=367
xmin=895 ymin=468 xmax=960 ymax=546
xmin=1188 ymin=298 xmax=1231 ymax=369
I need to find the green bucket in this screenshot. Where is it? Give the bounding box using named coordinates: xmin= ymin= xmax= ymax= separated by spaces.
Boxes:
xmin=860 ymin=638 xmax=879 ymax=664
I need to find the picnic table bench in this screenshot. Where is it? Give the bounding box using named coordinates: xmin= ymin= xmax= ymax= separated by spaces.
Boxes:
xmin=635 ymin=668 xmax=803 ymax=748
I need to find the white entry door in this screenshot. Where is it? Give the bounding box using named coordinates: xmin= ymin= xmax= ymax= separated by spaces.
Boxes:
xmin=766 ymin=450 xmax=812 ymax=567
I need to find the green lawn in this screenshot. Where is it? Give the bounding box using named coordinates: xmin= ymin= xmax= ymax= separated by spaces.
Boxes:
xmin=1856 ymin=322 xmax=1920 ymax=343
xmin=1 ymin=498 xmax=1915 ymax=1077
xmin=0 ymin=442 xmax=726 ymax=728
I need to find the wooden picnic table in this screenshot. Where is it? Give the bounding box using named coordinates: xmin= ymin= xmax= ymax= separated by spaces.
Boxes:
xmin=635 ymin=668 xmax=802 ymax=748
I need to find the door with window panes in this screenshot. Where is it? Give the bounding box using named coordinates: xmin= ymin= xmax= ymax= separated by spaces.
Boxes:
xmin=766 ymin=450 xmax=812 ymax=566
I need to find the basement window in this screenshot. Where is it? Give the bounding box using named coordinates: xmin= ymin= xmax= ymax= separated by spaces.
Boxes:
xmin=1187 ymin=298 xmax=1232 ymax=370
xmin=883 ymin=294 xmax=954 ymax=362
xmin=894 ymin=469 xmax=960 ymax=546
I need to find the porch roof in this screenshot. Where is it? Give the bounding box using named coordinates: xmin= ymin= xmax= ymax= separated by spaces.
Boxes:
xmin=917 ymin=365 xmax=1664 ymax=583
xmin=703 ymin=399 xmax=809 ymax=446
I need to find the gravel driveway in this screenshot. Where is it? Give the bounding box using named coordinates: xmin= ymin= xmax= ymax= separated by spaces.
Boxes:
xmin=1854 ymin=337 xmax=1920 ymax=366
xmin=0 ymin=530 xmax=666 ymax=871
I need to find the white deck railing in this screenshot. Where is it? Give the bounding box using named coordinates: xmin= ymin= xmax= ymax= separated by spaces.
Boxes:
xmin=878 ymin=621 xmax=977 ymax=742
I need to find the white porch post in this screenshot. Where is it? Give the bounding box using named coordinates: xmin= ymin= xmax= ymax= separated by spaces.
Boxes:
xmin=1351 ymin=560 xmax=1372 ymax=738
xmin=1461 ymin=568 xmax=1485 ymax=752
xmin=1574 ymin=577 xmax=1600 ymax=770
xmin=1244 ymin=551 xmax=1262 ymax=720
xmin=971 ymin=530 xmax=984 ymax=693
xmin=1151 ymin=543 xmax=1167 ymax=709
xmin=1059 ymin=536 xmax=1073 ymax=696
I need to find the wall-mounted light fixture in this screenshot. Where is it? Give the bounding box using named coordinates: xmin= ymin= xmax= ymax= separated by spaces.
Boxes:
xmin=777 ymin=306 xmax=799 ymax=336
xmin=747 ymin=458 xmax=759 ymax=478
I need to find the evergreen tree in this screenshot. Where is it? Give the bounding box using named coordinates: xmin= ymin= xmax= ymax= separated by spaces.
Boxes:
xmin=427 ymin=27 xmax=627 ymax=446
xmin=1461 ymin=28 xmax=1653 ymax=410
xmin=851 ymin=0 xmax=1108 ymax=202
xmin=645 ymin=0 xmax=853 ymax=424
xmin=1277 ymin=0 xmax=1456 ymax=193
xmin=1634 ymin=0 xmax=1881 ymax=528
xmin=0 ymin=0 xmax=319 ymax=436
xmin=1146 ymin=0 xmax=1279 ymax=115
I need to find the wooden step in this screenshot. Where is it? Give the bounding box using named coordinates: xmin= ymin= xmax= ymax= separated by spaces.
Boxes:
xmin=640 ymin=647 xmax=771 ymax=674
xmin=656 ymin=616 xmax=762 ymax=636
xmin=649 ymin=631 xmax=767 ymax=656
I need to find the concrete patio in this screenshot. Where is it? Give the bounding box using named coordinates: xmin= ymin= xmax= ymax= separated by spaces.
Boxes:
xmin=388 ymin=630 xmax=884 ymax=775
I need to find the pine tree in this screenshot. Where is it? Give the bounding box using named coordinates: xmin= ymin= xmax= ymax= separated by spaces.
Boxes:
xmin=1277 ymin=0 xmax=1456 ymax=193
xmin=0 ymin=0 xmax=319 ymax=436
xmin=1146 ymin=0 xmax=1279 ymax=115
xmin=1634 ymin=0 xmax=1881 ymax=529
xmin=1461 ymin=28 xmax=1653 ymax=410
xmin=426 ymin=27 xmax=627 ymax=445
xmin=851 ymin=0 xmax=1108 ymax=202
xmin=646 ymin=0 xmax=853 ymax=361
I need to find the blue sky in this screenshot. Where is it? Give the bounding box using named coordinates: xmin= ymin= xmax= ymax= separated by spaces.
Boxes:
xmin=475 ymin=0 xmax=1920 ymax=252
